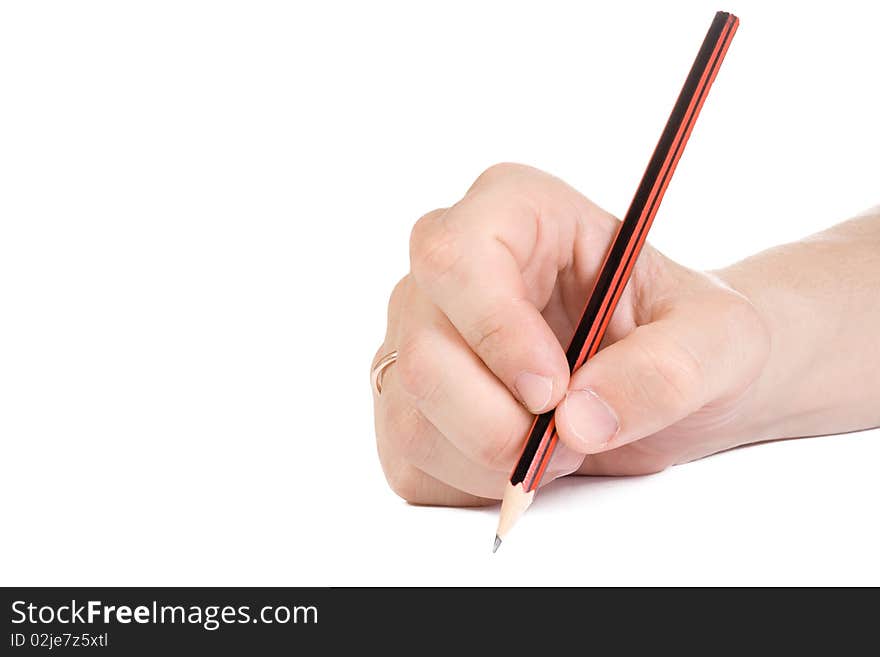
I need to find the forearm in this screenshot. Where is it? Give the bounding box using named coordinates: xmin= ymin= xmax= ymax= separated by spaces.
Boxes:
xmin=717 ymin=207 xmax=880 ymax=440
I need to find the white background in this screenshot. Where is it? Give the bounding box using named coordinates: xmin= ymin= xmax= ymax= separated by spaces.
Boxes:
xmin=1 ymin=1 xmax=878 ymax=586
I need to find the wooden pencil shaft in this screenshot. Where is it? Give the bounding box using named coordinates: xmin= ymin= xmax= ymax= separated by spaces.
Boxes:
xmin=509 ymin=11 xmax=739 ymax=491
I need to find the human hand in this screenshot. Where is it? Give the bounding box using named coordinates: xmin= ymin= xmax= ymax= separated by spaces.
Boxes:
xmin=372 ymin=163 xmax=770 ymax=506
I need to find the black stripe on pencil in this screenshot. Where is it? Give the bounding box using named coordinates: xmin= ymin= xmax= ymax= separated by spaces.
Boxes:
xmin=494 ymin=11 xmax=740 ymax=552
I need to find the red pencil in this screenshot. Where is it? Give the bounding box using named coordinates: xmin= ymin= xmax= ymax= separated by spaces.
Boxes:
xmin=494 ymin=11 xmax=740 ymax=552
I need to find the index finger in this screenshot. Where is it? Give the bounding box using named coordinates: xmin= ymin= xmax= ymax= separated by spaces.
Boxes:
xmin=408 ymin=163 xmax=615 ymax=414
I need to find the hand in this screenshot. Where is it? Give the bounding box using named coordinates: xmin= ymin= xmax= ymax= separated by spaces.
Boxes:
xmin=372 ymin=163 xmax=770 ymax=506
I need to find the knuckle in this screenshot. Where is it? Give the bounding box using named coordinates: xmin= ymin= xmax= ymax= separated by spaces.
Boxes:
xmin=387 ymin=275 xmax=409 ymax=319
xmin=464 ymin=306 xmax=508 ymax=361
xmin=409 ymin=210 xmax=460 ymax=286
xmin=470 ymin=162 xmax=531 ymax=192
xmin=373 ymin=276 xmax=411 ymax=383
xmin=472 ymin=322 xmax=505 ymax=356
xmin=373 ymin=276 xmax=411 ymax=382
xmin=382 ymin=399 xmax=428 ymax=463
xmin=395 ymin=332 xmax=439 ymax=403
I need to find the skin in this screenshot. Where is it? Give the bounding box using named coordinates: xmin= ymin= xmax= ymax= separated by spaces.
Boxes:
xmin=371 ymin=163 xmax=880 ymax=506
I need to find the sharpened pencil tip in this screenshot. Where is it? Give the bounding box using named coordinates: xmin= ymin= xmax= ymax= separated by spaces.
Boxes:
xmin=493 ymin=535 xmax=502 ymax=553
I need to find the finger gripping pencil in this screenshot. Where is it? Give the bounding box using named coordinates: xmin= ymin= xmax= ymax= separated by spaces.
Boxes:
xmin=494 ymin=11 xmax=740 ymax=552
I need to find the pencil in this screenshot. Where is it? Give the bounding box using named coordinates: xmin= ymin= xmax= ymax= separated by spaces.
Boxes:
xmin=494 ymin=10 xmax=740 ymax=552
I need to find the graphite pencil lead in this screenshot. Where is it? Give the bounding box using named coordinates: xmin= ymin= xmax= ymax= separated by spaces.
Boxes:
xmin=493 ymin=535 xmax=502 ymax=554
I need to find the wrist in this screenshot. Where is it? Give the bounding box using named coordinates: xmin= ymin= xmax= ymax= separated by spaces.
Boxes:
xmin=713 ymin=248 xmax=833 ymax=441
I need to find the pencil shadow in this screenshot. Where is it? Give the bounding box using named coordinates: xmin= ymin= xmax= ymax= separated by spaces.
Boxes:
xmin=526 ymin=433 xmax=830 ymax=509
xmin=414 ymin=427 xmax=880 ymax=517
xmin=427 ymin=471 xmax=662 ymax=518
xmin=530 ymin=471 xmax=662 ymax=509
xmin=522 ymin=427 xmax=880 ymax=510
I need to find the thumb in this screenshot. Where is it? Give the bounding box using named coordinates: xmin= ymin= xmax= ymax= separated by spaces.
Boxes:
xmin=554 ymin=289 xmax=767 ymax=454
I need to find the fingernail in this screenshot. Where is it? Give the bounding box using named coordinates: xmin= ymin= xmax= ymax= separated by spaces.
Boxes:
xmin=515 ymin=371 xmax=553 ymax=413
xmin=561 ymin=389 xmax=619 ymax=451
